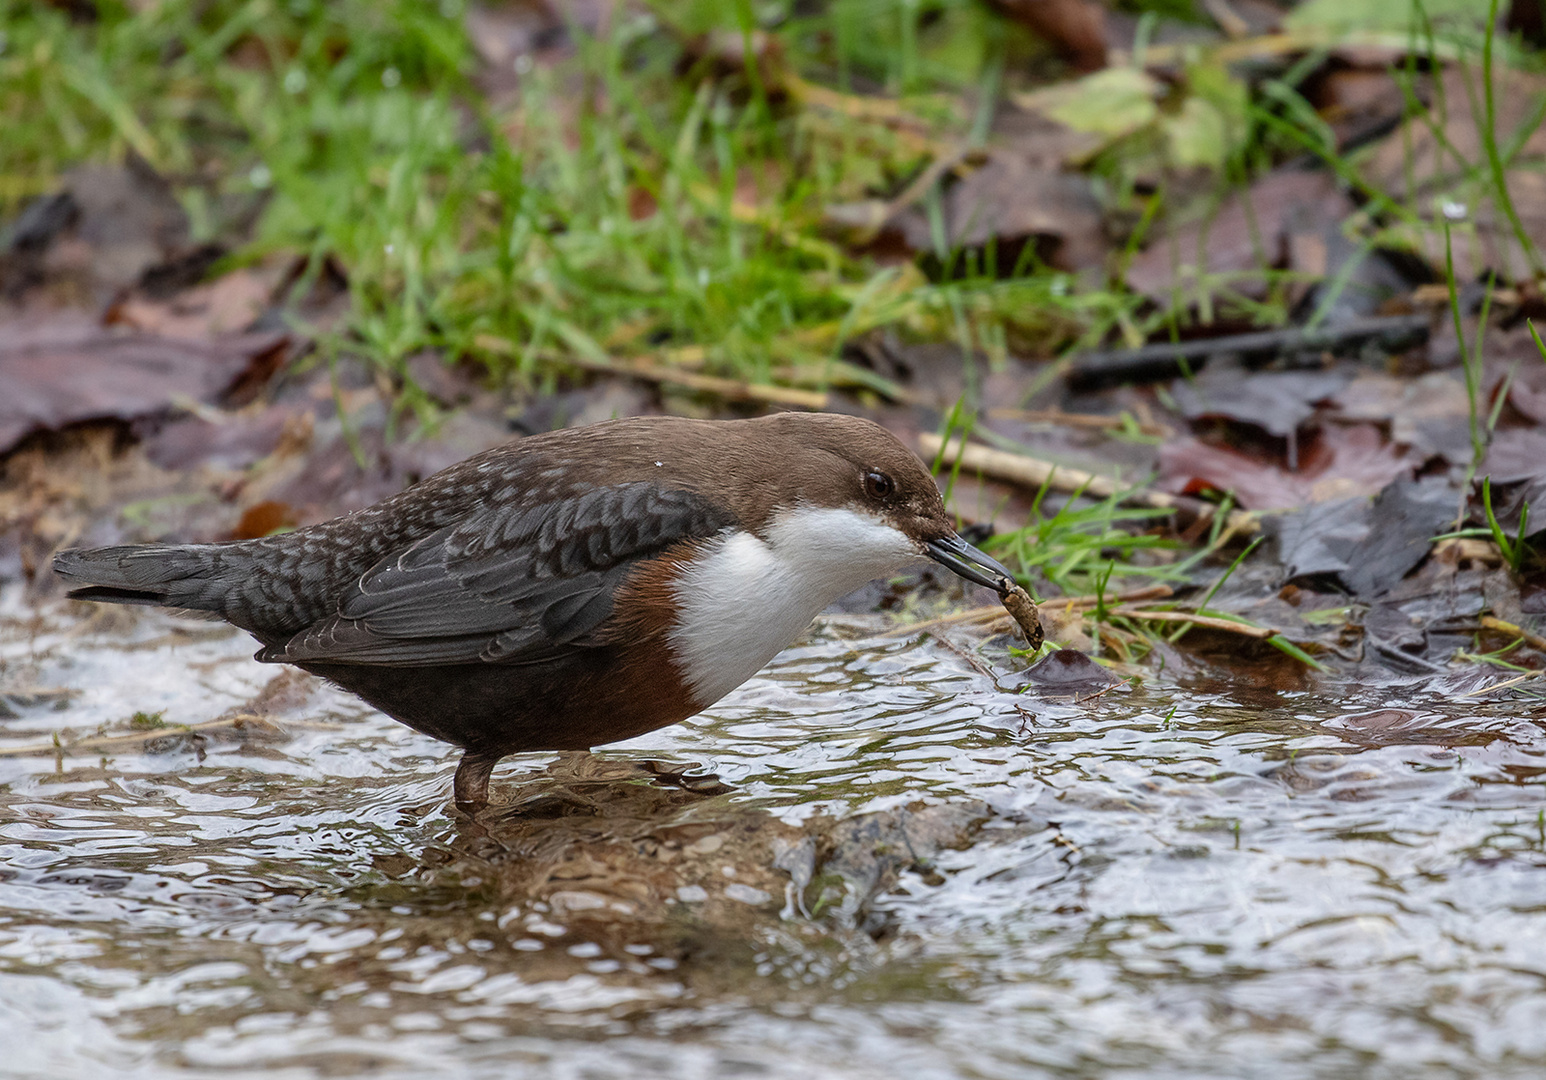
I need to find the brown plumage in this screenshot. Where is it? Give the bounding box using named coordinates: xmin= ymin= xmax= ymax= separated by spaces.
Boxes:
xmin=54 ymin=413 xmax=1013 ymax=810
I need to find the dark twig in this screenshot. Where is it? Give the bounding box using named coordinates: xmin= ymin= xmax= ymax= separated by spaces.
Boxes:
xmin=1066 ymin=313 xmax=1431 ymax=391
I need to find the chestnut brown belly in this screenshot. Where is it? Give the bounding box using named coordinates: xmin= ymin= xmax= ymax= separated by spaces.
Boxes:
xmin=296 ymin=640 xmax=699 ymax=755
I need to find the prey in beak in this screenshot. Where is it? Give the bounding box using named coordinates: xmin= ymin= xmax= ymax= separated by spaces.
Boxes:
xmin=925 ymin=535 xmax=1015 ymax=594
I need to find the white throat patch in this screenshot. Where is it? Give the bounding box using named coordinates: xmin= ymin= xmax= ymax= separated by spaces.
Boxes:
xmin=668 ymin=505 xmax=921 ymax=706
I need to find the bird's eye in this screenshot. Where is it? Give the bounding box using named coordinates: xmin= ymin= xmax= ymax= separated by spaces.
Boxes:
xmin=863 ymin=470 xmax=896 ymax=500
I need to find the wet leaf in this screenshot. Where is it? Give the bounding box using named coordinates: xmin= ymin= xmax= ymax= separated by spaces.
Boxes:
xmin=1159 ymin=422 xmax=1418 ymax=510
xmin=1361 ymin=562 xmax=1499 ymax=668
xmin=902 ymin=152 xmax=1107 ymax=272
xmin=1343 ymin=477 xmax=1458 ymax=598
xmin=1479 ymin=427 xmax=1546 ymax=535
xmin=402 ymin=349 xmax=484 ymax=407
xmin=237 ymin=408 xmax=513 ymax=525
xmin=1331 ymin=371 xmax=1474 ymax=463
xmin=1021 ymin=67 xmax=1159 ymax=141
xmin=1 ymin=156 xmax=191 ymax=302
xmin=108 ymin=264 xmax=281 ymax=340
xmin=1307 ymin=65 xmax=1413 ymax=150
xmin=1171 ymin=366 xmax=1350 ymax=443
xmin=1276 ymin=476 xmax=1459 ymax=601
xmin=0 ymin=315 xmax=289 ymax=454
xmin=141 ymin=405 xmax=302 ymax=472
xmin=1273 ymin=495 xmax=1372 ymax=590
xmin=1126 ymin=168 xmax=1356 ymax=301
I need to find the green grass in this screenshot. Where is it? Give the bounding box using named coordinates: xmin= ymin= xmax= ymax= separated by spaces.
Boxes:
xmin=0 ymin=0 xmax=1144 ymax=412
xmin=2 ymin=0 xmax=1527 ymax=408
xmin=976 ymin=487 xmax=1329 ymax=668
xmin=3 ymin=0 xmax=1540 ymax=670
xmin=988 ymin=487 xmax=1183 ymax=598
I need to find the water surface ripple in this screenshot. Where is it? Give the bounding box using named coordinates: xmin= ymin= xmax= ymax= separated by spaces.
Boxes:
xmin=3 ymin=594 xmax=1546 ymax=1078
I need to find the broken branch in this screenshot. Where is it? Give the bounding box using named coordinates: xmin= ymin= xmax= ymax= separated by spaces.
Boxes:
xmin=1065 ymin=313 xmax=1430 ymax=391
xmin=920 ymin=433 xmax=1259 ymax=538
xmin=474 ymin=335 xmax=831 ymax=409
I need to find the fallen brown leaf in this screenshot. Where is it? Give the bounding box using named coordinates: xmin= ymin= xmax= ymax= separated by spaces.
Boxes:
xmin=1158 ymin=422 xmax=1417 ymax=510
xmin=0 ymin=314 xmax=289 ymax=454
xmin=108 ymin=263 xmax=282 ymax=339
xmin=1126 ymin=168 xmax=1355 ymax=301
xmin=1362 ymin=65 xmax=1546 ymax=283
xmin=231 ymin=499 xmax=298 ymax=540
xmin=1331 ymin=370 xmax=1474 ymax=463
xmin=3 ymin=156 xmax=193 ymax=304
xmin=1307 ymin=64 xmax=1418 ymax=150
xmin=1170 ymin=366 xmax=1350 ymax=467
xmin=897 ymin=151 xmax=1107 ymax=273
xmin=141 ymin=404 xmax=302 ymax=472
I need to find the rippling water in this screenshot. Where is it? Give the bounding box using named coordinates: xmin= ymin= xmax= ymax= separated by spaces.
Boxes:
xmin=4 ymin=590 xmax=1546 ymax=1079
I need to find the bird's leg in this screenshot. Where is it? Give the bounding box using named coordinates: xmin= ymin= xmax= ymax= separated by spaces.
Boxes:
xmin=453 ymin=750 xmax=500 ymax=814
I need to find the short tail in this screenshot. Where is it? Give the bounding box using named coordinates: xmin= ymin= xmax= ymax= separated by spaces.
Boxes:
xmin=53 ymin=545 xmax=235 ymax=612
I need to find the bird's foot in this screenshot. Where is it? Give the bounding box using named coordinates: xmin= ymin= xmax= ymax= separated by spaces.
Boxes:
xmin=453 ymin=751 xmax=500 ymax=815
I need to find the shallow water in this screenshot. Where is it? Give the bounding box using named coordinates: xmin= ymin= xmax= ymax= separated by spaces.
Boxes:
xmin=3 ymin=591 xmax=1546 ymax=1079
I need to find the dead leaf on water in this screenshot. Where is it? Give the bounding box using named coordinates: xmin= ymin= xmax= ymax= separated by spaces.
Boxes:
xmin=1020 ymin=648 xmax=1124 ymax=695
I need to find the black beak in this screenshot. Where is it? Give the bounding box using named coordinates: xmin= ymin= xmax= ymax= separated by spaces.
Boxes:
xmin=925 ymin=535 xmax=1015 ymax=594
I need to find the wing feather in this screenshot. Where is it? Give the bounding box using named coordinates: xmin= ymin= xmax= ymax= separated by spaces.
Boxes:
xmin=263 ymin=482 xmax=732 ymax=666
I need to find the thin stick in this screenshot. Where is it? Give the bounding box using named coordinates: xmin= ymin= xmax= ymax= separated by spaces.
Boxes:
xmin=985 ymin=408 xmax=1171 ymax=437
xmin=1454 ymin=669 xmax=1546 ymax=698
xmin=567 ymin=357 xmax=830 ymax=409
xmin=1059 ymin=584 xmax=1175 ymax=607
xmin=1104 ymin=607 xmax=1278 ymax=639
xmin=475 ymin=335 xmax=832 ymax=410
xmin=1063 ymin=313 xmax=1430 ymax=390
xmin=920 ymin=433 xmax=1260 ymax=536
xmin=880 ymin=584 xmax=1173 ymax=638
xmin=1200 ymin=0 xmax=1250 ymax=38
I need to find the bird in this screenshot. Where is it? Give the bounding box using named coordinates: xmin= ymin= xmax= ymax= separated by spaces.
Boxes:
xmin=53 ymin=412 xmax=1014 ymax=811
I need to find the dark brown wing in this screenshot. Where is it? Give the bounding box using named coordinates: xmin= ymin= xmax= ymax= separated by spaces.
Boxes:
xmin=260 ymin=483 xmax=735 ymax=666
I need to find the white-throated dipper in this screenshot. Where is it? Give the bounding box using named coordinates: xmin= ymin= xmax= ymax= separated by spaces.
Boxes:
xmin=54 ymin=413 xmax=1014 ymax=810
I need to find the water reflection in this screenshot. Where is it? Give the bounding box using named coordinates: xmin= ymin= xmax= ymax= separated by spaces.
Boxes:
xmin=4 ymin=593 xmax=1546 ymax=1077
